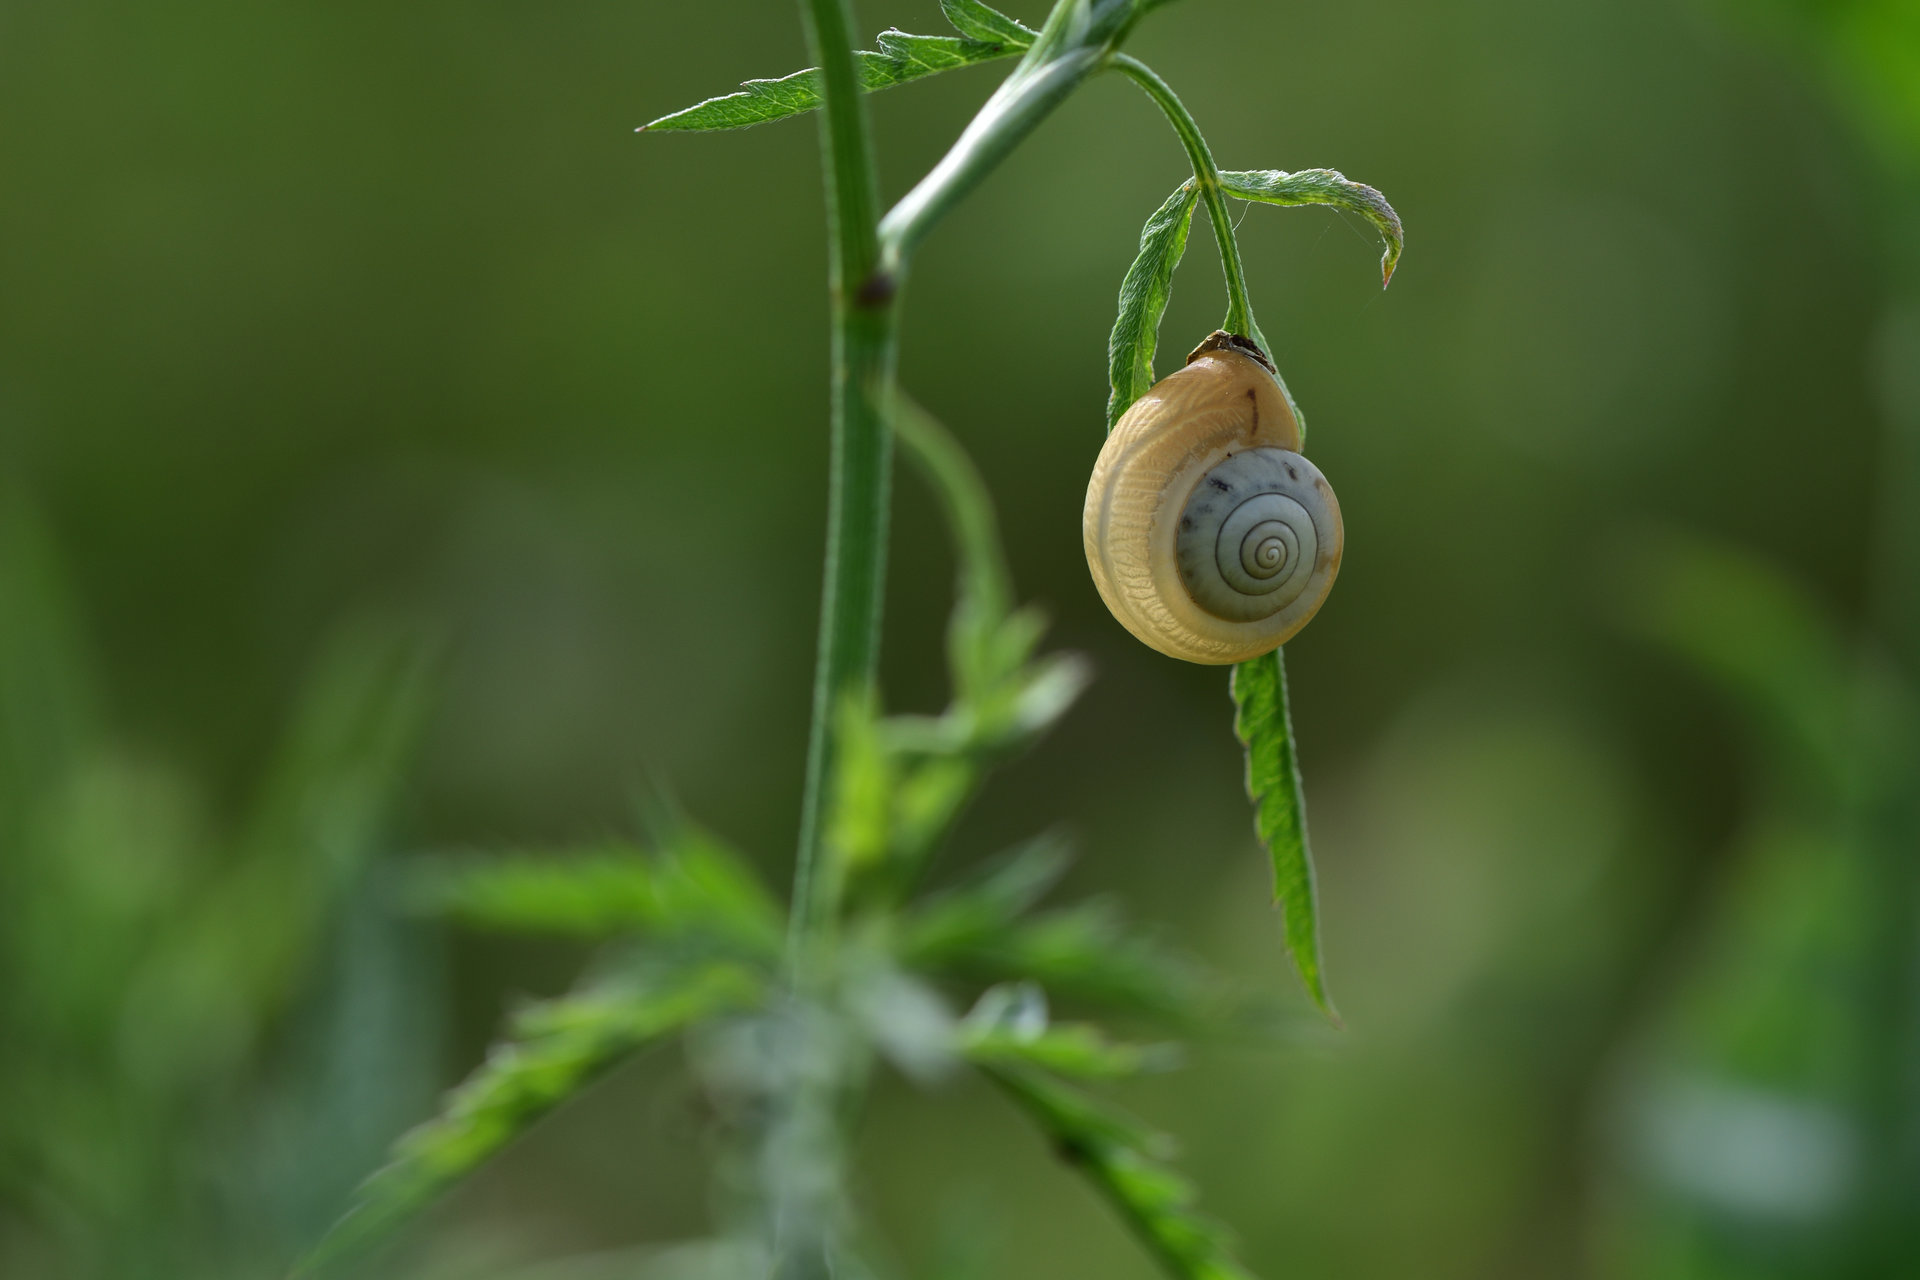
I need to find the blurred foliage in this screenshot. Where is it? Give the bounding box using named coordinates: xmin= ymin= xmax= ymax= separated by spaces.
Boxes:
xmin=0 ymin=502 xmax=438 ymax=1277
xmin=304 ymin=391 xmax=1258 ymax=1279
xmin=2 ymin=0 xmax=1919 ymax=1276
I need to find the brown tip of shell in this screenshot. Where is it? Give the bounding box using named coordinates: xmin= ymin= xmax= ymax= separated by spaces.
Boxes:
xmin=1186 ymin=330 xmax=1276 ymax=374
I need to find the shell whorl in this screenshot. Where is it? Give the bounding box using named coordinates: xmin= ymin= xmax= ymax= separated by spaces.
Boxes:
xmin=1083 ymin=338 xmax=1343 ymax=665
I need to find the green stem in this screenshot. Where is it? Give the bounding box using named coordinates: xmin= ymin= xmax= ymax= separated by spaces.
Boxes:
xmin=1110 ymin=54 xmax=1262 ymax=350
xmin=791 ymin=0 xmax=900 ymax=966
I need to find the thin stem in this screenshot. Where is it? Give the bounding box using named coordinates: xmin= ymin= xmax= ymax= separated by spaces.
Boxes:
xmin=791 ymin=0 xmax=900 ymax=967
xmin=878 ymin=0 xmax=1135 ymax=275
xmin=1110 ymin=54 xmax=1261 ymax=349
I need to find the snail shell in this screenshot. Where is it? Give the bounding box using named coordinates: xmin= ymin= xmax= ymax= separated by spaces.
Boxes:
xmin=1083 ymin=332 xmax=1343 ymax=665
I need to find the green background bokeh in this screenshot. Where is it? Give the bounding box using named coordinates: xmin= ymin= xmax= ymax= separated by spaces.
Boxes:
xmin=2 ymin=0 xmax=1913 ymax=1276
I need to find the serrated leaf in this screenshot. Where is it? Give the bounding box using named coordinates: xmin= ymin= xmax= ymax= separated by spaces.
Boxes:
xmin=302 ymin=963 xmax=763 ymax=1273
xmin=939 ymin=0 xmax=1039 ymax=45
xmin=981 ymin=1065 xmax=1256 ymax=1280
xmin=1217 ymin=168 xmax=1405 ymax=287
xmin=1230 ymin=649 xmax=1334 ymax=1020
xmin=1107 ymin=180 xmax=1201 ymax=427
xmin=643 ymin=30 xmax=1023 ymax=133
xmin=411 ymin=831 xmax=782 ymax=960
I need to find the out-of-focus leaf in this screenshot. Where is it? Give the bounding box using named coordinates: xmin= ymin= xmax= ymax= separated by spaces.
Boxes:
xmin=1230 ymin=650 xmax=1334 ymax=1020
xmin=845 ymin=959 xmax=960 ymax=1084
xmin=1107 ymin=180 xmax=1201 ymax=427
xmin=121 ymin=622 xmax=438 ymax=1089
xmin=982 ymin=1065 xmax=1256 ymax=1280
xmin=0 ymin=498 xmax=98 ymax=818
xmin=905 ymin=885 xmax=1213 ymax=1021
xmin=938 ymin=0 xmax=1038 ymax=45
xmin=894 ymin=836 xmax=1075 ymax=955
xmin=303 ymin=962 xmax=764 ymax=1273
xmin=1217 ymin=169 xmax=1405 ymax=286
xmin=409 ymin=828 xmax=782 ymax=960
xmin=960 ymin=984 xmax=1178 ymax=1079
xmin=1614 ymin=530 xmax=1859 ymax=793
xmin=643 ymin=30 xmax=1025 ymax=133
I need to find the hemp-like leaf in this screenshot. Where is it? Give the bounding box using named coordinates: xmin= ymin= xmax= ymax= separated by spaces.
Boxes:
xmin=301 ymin=962 xmax=763 ymax=1273
xmin=643 ymin=27 xmax=1027 ymax=133
xmin=938 ymin=0 xmax=1039 ymax=45
xmin=1230 ymin=649 xmax=1334 ymax=1020
xmin=1107 ymin=180 xmax=1201 ymax=427
xmin=410 ymin=831 xmax=782 ymax=961
xmin=981 ymin=1064 xmax=1257 ymax=1280
xmin=1218 ymin=168 xmax=1405 ymax=287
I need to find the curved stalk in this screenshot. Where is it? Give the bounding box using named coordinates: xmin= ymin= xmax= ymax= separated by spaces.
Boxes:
xmin=1110 ymin=54 xmax=1262 ymax=351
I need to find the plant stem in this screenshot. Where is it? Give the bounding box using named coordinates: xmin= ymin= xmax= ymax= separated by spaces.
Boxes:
xmin=791 ymin=0 xmax=899 ymax=965
xmin=1110 ymin=54 xmax=1261 ymax=349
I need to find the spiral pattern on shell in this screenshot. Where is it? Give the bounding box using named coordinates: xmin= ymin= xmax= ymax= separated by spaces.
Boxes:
xmin=1175 ymin=449 xmax=1334 ymax=623
xmin=1083 ymin=334 xmax=1344 ymax=665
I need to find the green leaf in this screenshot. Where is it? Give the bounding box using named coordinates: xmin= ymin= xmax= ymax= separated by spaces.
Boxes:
xmin=0 ymin=496 xmax=98 ymax=814
xmin=939 ymin=0 xmax=1039 ymax=45
xmin=302 ymin=962 xmax=763 ymax=1273
xmin=1217 ymin=168 xmax=1405 ymax=287
xmin=902 ymin=866 xmax=1216 ymax=1022
xmin=961 ymin=984 xmax=1179 ymax=1079
xmin=897 ymin=836 xmax=1077 ymax=956
xmin=1230 ymin=649 xmax=1334 ymax=1020
xmin=642 ymin=30 xmax=1024 ymax=133
xmin=1610 ymin=529 xmax=1883 ymax=798
xmin=412 ymin=831 xmax=782 ymax=960
xmin=1107 ymin=180 xmax=1201 ymax=427
xmin=981 ymin=1065 xmax=1256 ymax=1280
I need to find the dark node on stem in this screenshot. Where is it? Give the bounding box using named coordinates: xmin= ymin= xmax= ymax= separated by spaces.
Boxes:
xmin=1052 ymin=1135 xmax=1094 ymax=1166
xmin=855 ymin=270 xmax=898 ymax=308
xmin=1187 ymin=330 xmax=1276 ymax=374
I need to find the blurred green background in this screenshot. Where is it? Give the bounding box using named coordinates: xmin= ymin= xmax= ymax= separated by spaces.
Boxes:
xmin=3 ymin=0 xmax=1918 ymax=1276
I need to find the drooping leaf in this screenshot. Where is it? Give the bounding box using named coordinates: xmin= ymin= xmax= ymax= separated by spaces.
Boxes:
xmin=643 ymin=30 xmax=1025 ymax=133
xmin=1230 ymin=649 xmax=1334 ymax=1020
xmin=1107 ymin=180 xmax=1201 ymax=426
xmin=938 ymin=0 xmax=1039 ymax=45
xmin=302 ymin=962 xmax=763 ymax=1273
xmin=408 ymin=830 xmax=782 ymax=961
xmin=1217 ymin=168 xmax=1405 ymax=287
xmin=981 ymin=1065 xmax=1256 ymax=1280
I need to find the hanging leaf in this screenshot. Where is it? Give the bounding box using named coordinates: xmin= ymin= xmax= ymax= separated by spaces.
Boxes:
xmin=1217 ymin=169 xmax=1405 ymax=286
xmin=1230 ymin=649 xmax=1334 ymax=1020
xmin=1107 ymin=180 xmax=1201 ymax=426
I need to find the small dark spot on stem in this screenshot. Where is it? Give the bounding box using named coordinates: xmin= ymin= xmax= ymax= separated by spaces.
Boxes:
xmin=855 ymin=270 xmax=897 ymax=307
xmin=1053 ymin=1136 xmax=1093 ymax=1166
